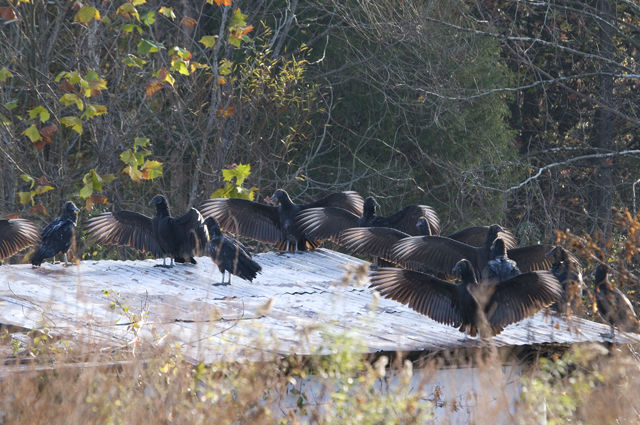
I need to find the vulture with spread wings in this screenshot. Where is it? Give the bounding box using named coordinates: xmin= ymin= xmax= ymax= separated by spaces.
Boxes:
xmin=0 ymin=218 xmax=40 ymax=261
xmin=86 ymin=195 xmax=208 ymax=267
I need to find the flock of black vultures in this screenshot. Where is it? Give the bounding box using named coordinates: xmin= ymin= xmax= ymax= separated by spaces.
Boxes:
xmin=0 ymin=189 xmax=638 ymax=338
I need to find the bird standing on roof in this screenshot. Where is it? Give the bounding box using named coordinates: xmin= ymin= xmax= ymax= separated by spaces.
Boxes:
xmin=0 ymin=218 xmax=40 ymax=261
xmin=31 ymin=201 xmax=79 ymax=267
xmin=547 ymin=246 xmax=584 ymax=315
xmin=593 ymin=264 xmax=640 ymax=336
xmin=85 ymin=195 xmax=209 ymax=267
xmin=199 ymin=189 xmax=364 ymax=252
xmin=204 ymin=217 xmax=261 ymax=285
xmin=369 ymin=259 xmax=562 ymax=338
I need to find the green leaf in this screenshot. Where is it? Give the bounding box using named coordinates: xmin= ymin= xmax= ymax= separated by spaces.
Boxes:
xmin=133 ymin=137 xmax=150 ymax=149
xmin=171 ymin=60 xmax=190 ymax=76
xmin=132 ymin=0 xmax=146 ymax=5
xmin=27 ymin=106 xmax=50 ymax=123
xmin=229 ymin=8 xmax=248 ymax=27
xmin=199 ymin=35 xmax=217 ymax=48
xmin=60 ymin=116 xmax=83 ymax=135
xmin=218 ymin=59 xmax=232 ymax=76
xmin=142 ymin=10 xmax=155 ymax=26
xmin=122 ymin=24 xmax=142 ymax=34
xmin=4 ymin=99 xmax=18 ymax=110
xmin=81 ymin=103 xmax=107 ymax=120
xmin=117 ymin=3 xmax=139 ymax=21
xmin=123 ymin=54 xmax=146 ymax=68
xmin=228 ymin=35 xmax=241 ymax=48
xmin=158 ymin=7 xmax=175 ymax=19
xmin=119 ymin=149 xmax=137 ymax=166
xmin=0 ymin=113 xmax=9 ymax=125
xmin=102 ymin=174 xmax=116 ymax=183
xmin=122 ymin=165 xmax=143 ymax=182
xmin=22 ymin=124 xmax=42 ymax=142
xmin=33 ymin=185 xmax=54 ymax=196
xmin=141 ymin=160 xmax=163 ymax=179
xmin=137 ymin=39 xmax=164 ymax=56
xmin=0 ymin=67 xmax=13 ymax=83
xmin=59 ymin=93 xmax=84 ymax=111
xmin=74 ymin=5 xmax=101 ymax=25
xmin=18 ymin=192 xmax=33 ymax=205
xmin=169 ymin=46 xmax=191 ymax=60
xmin=20 ymin=174 xmax=35 ymax=188
xmin=79 ymin=184 xmax=93 ymax=199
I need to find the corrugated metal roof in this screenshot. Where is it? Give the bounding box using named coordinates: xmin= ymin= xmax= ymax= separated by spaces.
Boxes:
xmin=1 ymin=248 xmax=638 ymax=363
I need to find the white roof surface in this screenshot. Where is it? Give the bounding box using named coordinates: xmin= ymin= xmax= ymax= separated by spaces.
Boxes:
xmin=1 ymin=248 xmax=638 ymax=363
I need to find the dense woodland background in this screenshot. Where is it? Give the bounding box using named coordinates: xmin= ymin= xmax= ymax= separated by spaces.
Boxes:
xmin=0 ymin=0 xmax=638 ymax=248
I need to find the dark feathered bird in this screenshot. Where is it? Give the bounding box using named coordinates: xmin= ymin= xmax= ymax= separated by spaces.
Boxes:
xmin=296 ymin=196 xmax=440 ymax=246
xmin=0 ymin=218 xmax=40 ymax=260
xmin=85 ymin=195 xmax=209 ymax=267
xmin=369 ymin=259 xmax=562 ymax=337
xmin=390 ymin=224 xmax=552 ymax=278
xmin=487 ymin=238 xmax=521 ymax=282
xmin=199 ymin=190 xmax=364 ymax=252
xmin=547 ymin=246 xmax=584 ymax=315
xmin=31 ymin=201 xmax=79 ymax=266
xmin=204 ymin=217 xmax=261 ymax=285
xmin=593 ymin=264 xmax=640 ymax=336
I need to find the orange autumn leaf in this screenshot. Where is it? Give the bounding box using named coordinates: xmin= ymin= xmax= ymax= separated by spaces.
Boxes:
xmin=29 ymin=203 xmax=48 ymax=216
xmin=145 ymin=80 xmax=164 ymax=98
xmin=59 ymin=80 xmax=75 ymax=92
xmin=0 ymin=6 xmax=17 ymax=21
xmin=241 ymin=25 xmax=253 ymax=35
xmin=181 ymin=16 xmax=197 ymax=28
xmin=33 ymin=138 xmax=50 ymax=150
xmin=216 ymin=105 xmax=235 ymax=117
xmin=214 ymin=0 xmax=232 ymax=6
xmin=40 ymin=123 xmax=58 ymax=139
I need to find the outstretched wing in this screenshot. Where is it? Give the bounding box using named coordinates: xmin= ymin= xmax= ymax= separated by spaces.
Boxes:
xmin=174 ymin=208 xmax=209 ymax=256
xmin=391 ymin=235 xmax=479 ymax=275
xmin=85 ymin=211 xmax=162 ymax=257
xmin=448 ymin=225 xmax=516 ymax=249
xmin=0 ymin=219 xmax=40 ymax=259
xmin=296 ymin=207 xmax=361 ymax=240
xmin=382 ymin=205 xmax=440 ymax=236
xmin=507 ymin=244 xmax=555 ymax=272
xmin=369 ymin=267 xmax=461 ymax=326
xmin=302 ymin=191 xmax=364 ymax=216
xmin=487 ymin=271 xmax=561 ymax=328
xmin=199 ymin=198 xmax=282 ymax=244
xmin=339 ymin=227 xmax=410 ymax=261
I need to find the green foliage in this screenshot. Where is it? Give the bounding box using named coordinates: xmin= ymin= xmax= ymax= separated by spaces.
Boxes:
xmin=79 ymin=169 xmax=115 ymax=210
xmin=120 ymin=137 xmax=164 ymax=183
xmin=211 ymin=163 xmax=257 ymax=200
xmin=17 ymin=174 xmax=54 ymax=206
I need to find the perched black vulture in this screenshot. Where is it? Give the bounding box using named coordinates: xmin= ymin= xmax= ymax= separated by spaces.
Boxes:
xmin=199 ymin=189 xmax=364 ymax=252
xmin=31 ymin=201 xmax=79 ymax=266
xmin=593 ymin=264 xmax=640 ymax=336
xmin=369 ymin=259 xmax=562 ymax=338
xmin=85 ymin=195 xmax=209 ymax=267
xmin=547 ymin=246 xmax=584 ymax=315
xmin=204 ymin=217 xmax=261 ymax=285
xmin=487 ymin=238 xmax=521 ymax=282
xmin=390 ymin=224 xmax=552 ymax=278
xmin=0 ymin=218 xmax=40 ymax=260
xmin=296 ymin=196 xmax=441 ymax=245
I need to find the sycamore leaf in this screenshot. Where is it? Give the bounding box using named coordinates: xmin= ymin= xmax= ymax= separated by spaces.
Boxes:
xmin=18 ymin=192 xmax=32 ymax=205
xmin=141 ymin=160 xmax=163 ymax=179
xmin=119 ymin=149 xmax=137 ymax=166
xmin=122 ymin=23 xmax=142 ymax=34
xmin=123 ymin=54 xmax=147 ymax=68
xmin=22 ymin=124 xmax=42 ymax=142
xmin=0 ymin=6 xmax=17 ymax=21
xmin=33 ymin=185 xmax=54 ymax=196
xmin=137 ymin=38 xmax=164 ymax=56
xmin=218 ymin=59 xmax=232 ymax=75
xmin=181 ymin=16 xmax=197 ymax=28
xmin=222 ymin=163 xmax=251 ymax=185
xmin=40 ymin=123 xmax=58 ymax=138
xmin=74 ymin=5 xmax=101 ymax=25
xmin=145 ymin=80 xmax=164 ymax=98
xmin=158 ymin=7 xmax=175 ymax=19
xmin=117 ymin=3 xmax=139 ymax=21
xmin=59 ymin=93 xmax=84 ymax=111
xmin=27 ymin=106 xmax=50 ymax=123
xmin=81 ymin=103 xmax=107 ymax=120
xmin=29 ymin=203 xmax=48 ymax=216
xmin=60 ymin=116 xmax=83 ymax=134
xmin=169 ymin=46 xmax=191 ymax=60
xmin=132 ymin=0 xmax=146 ymax=5
xmin=142 ymin=10 xmax=155 ymax=26
xmin=20 ymin=173 xmax=35 ymax=188
xmin=79 ymin=184 xmax=93 ymax=199
xmin=156 ymin=68 xmax=175 ymax=86
xmin=199 ymin=35 xmax=217 ymax=48
xmin=0 ymin=67 xmax=13 ymax=83
xmin=122 ymin=165 xmax=143 ymax=182
xmin=229 ymin=8 xmax=248 ymax=27
xmin=133 ymin=137 xmax=150 ymax=149
xmin=211 ymin=0 xmax=232 ymax=6
xmin=170 ymin=60 xmax=190 ymax=76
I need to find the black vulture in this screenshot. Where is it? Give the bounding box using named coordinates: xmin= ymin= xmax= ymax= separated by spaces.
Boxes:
xmin=390 ymin=224 xmax=552 ymax=278
xmin=369 ymin=259 xmax=562 ymax=338
xmin=199 ymin=189 xmax=364 ymax=252
xmin=85 ymin=195 xmax=209 ymax=267
xmin=296 ymin=196 xmax=441 ymax=245
xmin=204 ymin=217 xmax=261 ymax=285
xmin=31 ymin=201 xmax=79 ymax=266
xmin=486 ymin=238 xmax=521 ymax=281
xmin=0 ymin=218 xmax=40 ymax=260
xmin=593 ymin=264 xmax=640 ymax=336
xmin=547 ymin=246 xmax=584 ymax=315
